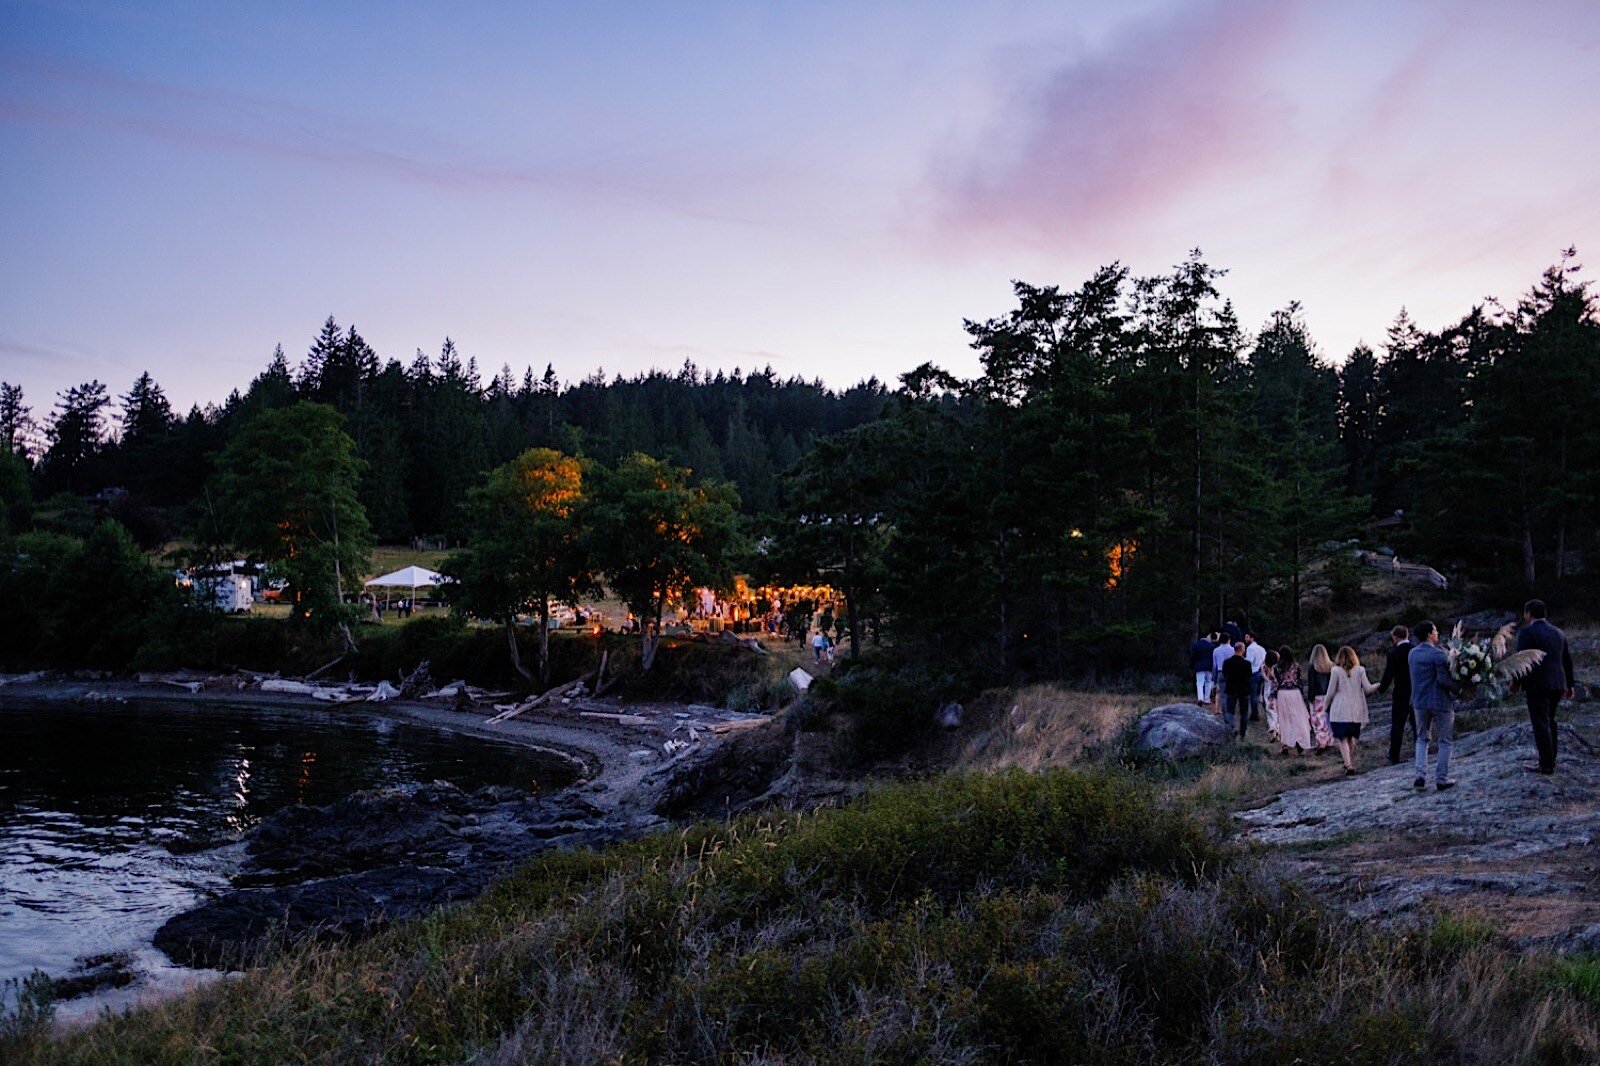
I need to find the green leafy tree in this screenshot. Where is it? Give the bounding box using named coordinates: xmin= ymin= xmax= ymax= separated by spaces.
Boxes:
xmin=212 ymin=402 xmax=373 ymax=634
xmin=444 ymin=448 xmax=598 ymax=685
xmin=42 ymin=520 xmax=173 ymax=667
xmin=589 ymin=453 xmax=742 ymax=671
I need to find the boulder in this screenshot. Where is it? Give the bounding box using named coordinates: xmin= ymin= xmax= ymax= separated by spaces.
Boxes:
xmin=1133 ymin=703 xmax=1232 ymax=759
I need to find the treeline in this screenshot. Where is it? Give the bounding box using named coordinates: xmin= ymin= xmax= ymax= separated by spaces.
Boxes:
xmin=0 ymin=321 xmax=890 ymax=541
xmin=1 ymin=249 xmax=1596 ymax=687
xmin=759 ymin=249 xmax=1600 ymax=681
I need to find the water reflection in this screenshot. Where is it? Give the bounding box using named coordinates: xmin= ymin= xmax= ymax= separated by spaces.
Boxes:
xmin=0 ymin=699 xmax=574 ymax=994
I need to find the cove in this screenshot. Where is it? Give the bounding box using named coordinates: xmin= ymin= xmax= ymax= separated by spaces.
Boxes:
xmin=0 ymin=697 xmax=576 ymax=1005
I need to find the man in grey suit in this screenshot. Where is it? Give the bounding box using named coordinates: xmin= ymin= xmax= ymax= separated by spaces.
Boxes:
xmin=1409 ymin=620 xmax=1458 ymax=791
xmin=1514 ymin=599 xmax=1575 ymax=774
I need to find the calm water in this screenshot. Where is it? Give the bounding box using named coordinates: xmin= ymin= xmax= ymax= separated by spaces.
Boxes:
xmin=0 ymin=699 xmax=575 ymax=1006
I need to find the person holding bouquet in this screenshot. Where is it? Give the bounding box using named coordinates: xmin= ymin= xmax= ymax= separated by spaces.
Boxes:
xmin=1325 ymin=645 xmax=1380 ymax=774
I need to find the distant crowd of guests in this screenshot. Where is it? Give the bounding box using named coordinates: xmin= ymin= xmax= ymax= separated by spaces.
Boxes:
xmin=1189 ymin=599 xmax=1575 ymax=786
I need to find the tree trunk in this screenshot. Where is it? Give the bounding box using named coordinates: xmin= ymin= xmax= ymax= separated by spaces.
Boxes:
xmin=1555 ymin=428 xmax=1569 ymax=580
xmin=641 ymin=593 xmax=661 ymax=672
xmin=1191 ymin=362 xmax=1203 ymax=639
xmin=506 ymin=618 xmax=535 ymax=684
xmin=844 ymin=586 xmax=861 ymax=659
xmin=1522 ymin=515 xmax=1537 ymax=587
xmin=537 ymin=601 xmax=551 ymax=685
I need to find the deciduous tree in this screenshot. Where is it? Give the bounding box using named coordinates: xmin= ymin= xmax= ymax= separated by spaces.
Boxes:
xmin=444 ymin=448 xmax=599 ymax=684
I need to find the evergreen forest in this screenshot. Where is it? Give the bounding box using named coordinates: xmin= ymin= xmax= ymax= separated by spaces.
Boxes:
xmin=3 ymin=248 xmax=1598 ymax=683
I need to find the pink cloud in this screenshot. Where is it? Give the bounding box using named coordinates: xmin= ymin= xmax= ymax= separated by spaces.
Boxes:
xmin=935 ymin=0 xmax=1302 ymax=247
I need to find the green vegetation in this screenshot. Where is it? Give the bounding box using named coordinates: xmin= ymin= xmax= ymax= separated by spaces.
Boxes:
xmin=209 ymin=401 xmax=373 ymax=634
xmin=442 ymin=448 xmax=599 ymax=684
xmin=7 ymin=769 xmax=1595 ymax=1063
xmin=584 ymin=453 xmax=743 ymax=671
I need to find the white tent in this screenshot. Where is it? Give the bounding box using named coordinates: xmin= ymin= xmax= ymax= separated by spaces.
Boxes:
xmin=364 ymin=565 xmax=445 ymax=589
xmin=363 ymin=566 xmax=446 ymax=608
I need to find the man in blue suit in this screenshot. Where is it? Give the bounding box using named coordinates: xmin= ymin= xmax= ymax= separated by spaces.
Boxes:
xmin=1514 ymin=599 xmax=1575 ymax=775
xmin=1409 ymin=621 xmax=1458 ymax=791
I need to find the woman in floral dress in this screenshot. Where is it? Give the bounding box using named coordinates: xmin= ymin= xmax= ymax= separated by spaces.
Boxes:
xmin=1307 ymin=644 xmax=1336 ymax=750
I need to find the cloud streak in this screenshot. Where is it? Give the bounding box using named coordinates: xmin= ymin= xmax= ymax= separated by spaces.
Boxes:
xmin=0 ymin=53 xmax=775 ymax=225
xmin=934 ymin=0 xmax=1301 ymax=247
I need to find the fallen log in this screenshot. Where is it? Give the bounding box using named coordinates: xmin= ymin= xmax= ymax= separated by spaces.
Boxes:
xmin=486 ymin=668 xmax=597 ymax=724
xmin=579 ymin=711 xmax=650 ymax=726
xmin=709 ymin=717 xmax=771 ymax=735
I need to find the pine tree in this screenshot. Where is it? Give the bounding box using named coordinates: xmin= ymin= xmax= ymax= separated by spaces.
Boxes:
xmin=41 ymin=381 xmax=111 ymax=494
xmin=0 ymin=382 xmax=35 ymax=460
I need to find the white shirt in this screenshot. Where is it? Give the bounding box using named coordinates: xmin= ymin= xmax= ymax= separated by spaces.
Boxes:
xmin=1212 ymin=643 xmax=1234 ymax=671
xmin=1244 ymin=642 xmax=1267 ymax=673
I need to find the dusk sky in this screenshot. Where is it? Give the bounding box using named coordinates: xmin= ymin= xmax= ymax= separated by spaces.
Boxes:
xmin=3 ymin=0 xmax=1599 ymax=412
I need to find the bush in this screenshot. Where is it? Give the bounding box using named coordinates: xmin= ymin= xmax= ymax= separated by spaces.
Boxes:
xmin=814 ymin=658 xmax=956 ymax=765
xmin=17 ymin=770 xmax=1600 ymax=1064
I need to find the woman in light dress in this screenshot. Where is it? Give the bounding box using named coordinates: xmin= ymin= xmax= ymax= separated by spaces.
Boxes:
xmin=1307 ymin=644 xmax=1336 ymax=751
xmin=1324 ymin=644 xmax=1380 ymax=774
xmin=1262 ymin=649 xmax=1281 ymax=741
xmin=1273 ymin=645 xmax=1313 ymax=755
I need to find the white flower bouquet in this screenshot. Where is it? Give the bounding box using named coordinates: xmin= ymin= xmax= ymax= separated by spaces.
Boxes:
xmin=1445 ymin=621 xmax=1545 ymax=700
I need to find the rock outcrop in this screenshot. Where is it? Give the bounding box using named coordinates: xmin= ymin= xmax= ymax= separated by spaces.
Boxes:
xmin=1238 ymin=718 xmax=1600 ymax=950
xmin=1134 ymin=703 xmax=1232 ymax=760
xmin=154 ymin=781 xmax=660 ymax=969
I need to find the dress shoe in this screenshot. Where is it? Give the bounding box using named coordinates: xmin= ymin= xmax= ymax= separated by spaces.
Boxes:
xmin=1436 ymin=779 xmax=1457 ymax=791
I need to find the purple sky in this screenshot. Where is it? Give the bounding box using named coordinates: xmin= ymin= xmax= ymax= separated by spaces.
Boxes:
xmin=3 ymin=0 xmax=1599 ymax=412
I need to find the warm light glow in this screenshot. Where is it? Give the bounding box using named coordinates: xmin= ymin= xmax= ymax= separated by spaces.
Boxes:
xmin=1107 ymin=541 xmax=1138 ymax=589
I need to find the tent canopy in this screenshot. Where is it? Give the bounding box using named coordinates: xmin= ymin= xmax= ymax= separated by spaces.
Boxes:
xmin=364 ymin=565 xmax=445 ymax=588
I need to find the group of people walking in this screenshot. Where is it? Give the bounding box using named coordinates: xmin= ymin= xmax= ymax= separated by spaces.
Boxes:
xmin=1189 ymin=599 xmax=1575 ymax=786
xmin=1191 ymin=628 xmax=1356 ymax=769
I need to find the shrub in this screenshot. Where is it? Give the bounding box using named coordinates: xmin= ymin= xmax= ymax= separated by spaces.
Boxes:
xmin=20 ymin=775 xmax=1600 ymax=1064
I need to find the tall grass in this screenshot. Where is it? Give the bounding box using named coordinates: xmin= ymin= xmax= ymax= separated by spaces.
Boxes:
xmin=8 ymin=768 xmax=1596 ymax=1063
xmin=952 ymin=684 xmax=1145 ymax=773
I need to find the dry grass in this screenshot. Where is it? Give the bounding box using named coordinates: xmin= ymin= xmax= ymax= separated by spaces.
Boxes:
xmin=952 ymin=684 xmax=1146 ymax=773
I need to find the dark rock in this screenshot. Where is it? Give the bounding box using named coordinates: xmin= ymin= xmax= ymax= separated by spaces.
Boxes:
xmin=652 ymin=725 xmax=789 ymax=819
xmin=155 ymin=866 xmax=474 ymax=969
xmin=152 ymin=776 xmax=649 ymax=969
xmin=1133 ymin=703 xmax=1232 ymax=760
xmin=49 ymin=954 xmax=135 ymax=1000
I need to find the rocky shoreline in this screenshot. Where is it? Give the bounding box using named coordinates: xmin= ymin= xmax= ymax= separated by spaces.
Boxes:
xmin=0 ymin=677 xmax=791 ymax=989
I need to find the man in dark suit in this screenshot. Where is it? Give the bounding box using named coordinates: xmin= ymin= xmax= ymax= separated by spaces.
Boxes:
xmin=1376 ymin=624 xmax=1414 ymax=765
xmin=1514 ymin=599 xmax=1575 ymax=774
